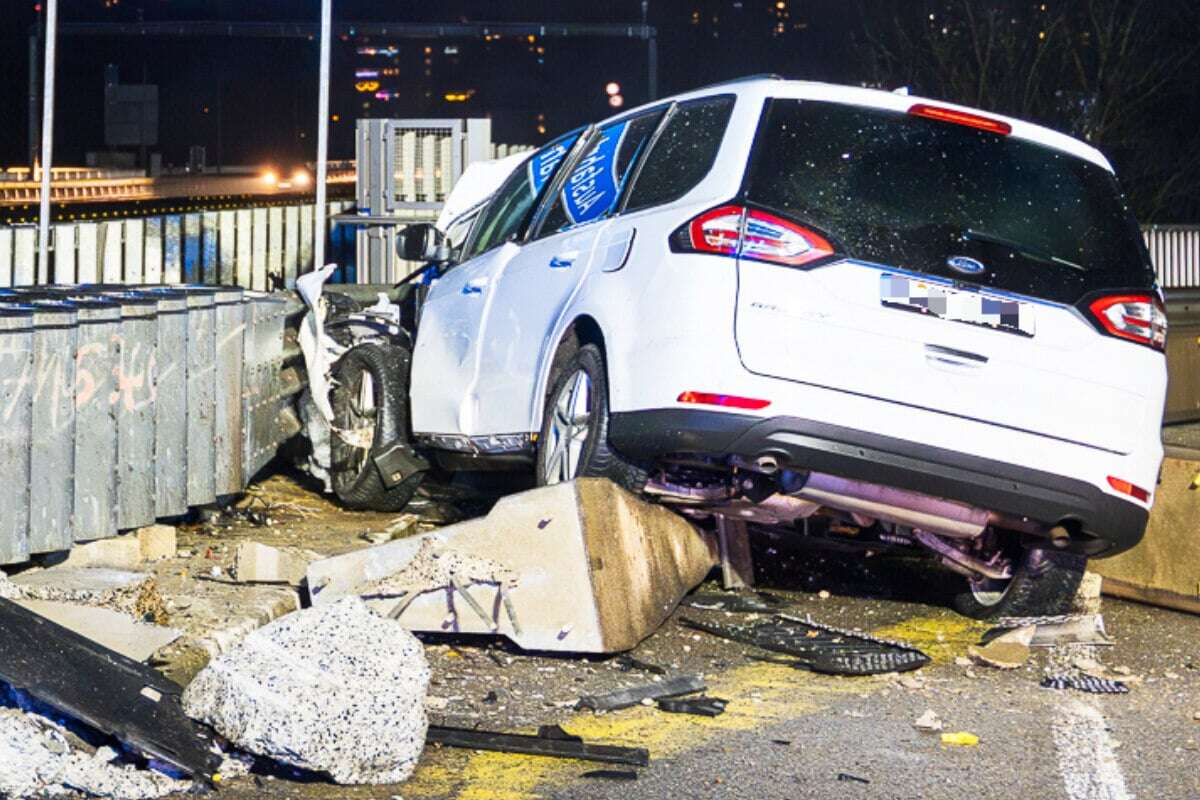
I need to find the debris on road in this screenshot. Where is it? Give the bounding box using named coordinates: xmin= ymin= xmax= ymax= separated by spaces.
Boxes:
xmin=837 ymin=772 xmax=870 ymax=784
xmin=969 ymin=624 xmax=1035 ymax=669
xmin=682 ymin=614 xmax=930 ymax=675
xmin=576 ymin=674 xmax=707 ymax=712
xmin=683 ymin=590 xmax=788 ymax=613
xmin=581 ymin=769 xmax=639 ymax=781
xmin=0 ymin=597 xmax=222 ymax=781
xmin=0 ymin=706 xmax=192 ymax=800
xmin=940 ymin=732 xmax=980 ymax=747
xmin=7 ymin=600 xmax=180 ymax=661
xmin=1040 ymin=676 xmax=1131 ymax=694
xmin=182 ymin=596 xmax=429 ymax=785
xmin=426 ymin=724 xmax=649 ymax=766
xmin=914 ymin=710 xmax=943 ymax=732
xmin=0 ymin=568 xmax=167 ymax=623
xmin=656 ymin=695 xmax=729 ymax=717
xmin=233 ymin=541 xmax=315 ymax=586
xmin=308 ymin=479 xmax=717 ymax=653
xmin=614 ymin=654 xmax=667 ymax=675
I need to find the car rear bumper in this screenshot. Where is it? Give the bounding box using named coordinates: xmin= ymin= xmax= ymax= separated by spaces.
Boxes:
xmin=608 ymin=409 xmax=1148 ymax=557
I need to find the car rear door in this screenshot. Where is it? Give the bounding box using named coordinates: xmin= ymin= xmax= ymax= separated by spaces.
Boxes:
xmin=731 ymin=98 xmax=1162 ymax=454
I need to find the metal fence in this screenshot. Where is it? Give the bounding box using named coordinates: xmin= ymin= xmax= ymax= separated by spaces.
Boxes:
xmin=1145 ymin=226 xmax=1200 ymax=290
xmin=0 ymin=285 xmax=305 ymax=565
xmin=0 ymin=200 xmax=356 ymax=290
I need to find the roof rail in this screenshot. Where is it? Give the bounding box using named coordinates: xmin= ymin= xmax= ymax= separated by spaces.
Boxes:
xmin=692 ymin=73 xmax=785 ymax=92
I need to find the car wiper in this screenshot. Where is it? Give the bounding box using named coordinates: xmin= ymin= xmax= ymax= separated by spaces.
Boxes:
xmin=962 ymin=229 xmax=1084 ymax=272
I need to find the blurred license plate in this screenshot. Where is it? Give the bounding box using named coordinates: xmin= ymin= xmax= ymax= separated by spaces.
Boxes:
xmin=880 ymin=274 xmax=1035 ymax=337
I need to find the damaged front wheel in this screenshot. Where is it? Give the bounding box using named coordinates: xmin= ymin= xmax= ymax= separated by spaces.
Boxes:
xmin=329 ymin=342 xmax=424 ymax=511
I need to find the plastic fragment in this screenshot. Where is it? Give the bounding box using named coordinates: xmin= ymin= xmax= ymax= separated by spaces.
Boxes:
xmin=940 ymin=732 xmax=979 ymax=747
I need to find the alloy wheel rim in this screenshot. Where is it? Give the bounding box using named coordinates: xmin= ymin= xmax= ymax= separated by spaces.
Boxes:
xmin=543 ymin=369 xmax=592 ymax=484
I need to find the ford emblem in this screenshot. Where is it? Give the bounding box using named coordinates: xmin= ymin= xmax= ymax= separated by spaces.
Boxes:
xmin=947 ymin=255 xmax=986 ymax=275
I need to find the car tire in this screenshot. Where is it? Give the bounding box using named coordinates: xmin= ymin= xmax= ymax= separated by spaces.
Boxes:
xmin=328 ymin=341 xmax=424 ymax=511
xmin=535 ymin=343 xmax=647 ymax=492
xmin=953 ymin=547 xmax=1085 ymax=620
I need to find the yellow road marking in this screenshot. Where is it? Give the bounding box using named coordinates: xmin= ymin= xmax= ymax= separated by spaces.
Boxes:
xmin=406 ymin=613 xmax=979 ymax=799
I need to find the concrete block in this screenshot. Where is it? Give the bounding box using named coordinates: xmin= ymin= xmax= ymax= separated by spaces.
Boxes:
xmin=136 ymin=525 xmax=177 ymax=562
xmin=0 ymin=567 xmax=164 ymax=622
xmin=1093 ymin=456 xmax=1200 ymax=615
xmin=13 ymin=600 xmax=180 ymax=661
xmin=181 ymin=596 xmax=429 ymax=785
xmin=307 ymin=478 xmax=718 ymax=653
xmin=60 ymin=535 xmax=142 ymax=570
xmin=234 ymin=542 xmax=311 ymax=586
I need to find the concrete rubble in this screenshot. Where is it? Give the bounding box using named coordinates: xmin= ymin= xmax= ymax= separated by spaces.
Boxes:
xmin=307 ymin=478 xmax=718 ymax=653
xmin=182 ymin=596 xmax=430 ymax=785
xmin=0 ymin=568 xmax=167 ymax=624
xmin=233 ymin=541 xmax=315 ymax=585
xmin=0 ymin=706 xmax=191 ymax=800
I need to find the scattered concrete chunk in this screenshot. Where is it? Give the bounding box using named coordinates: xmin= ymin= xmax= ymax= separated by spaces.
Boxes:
xmin=914 ymin=710 xmax=943 ymax=732
xmin=60 ymin=536 xmax=144 ymax=570
xmin=0 ymin=568 xmax=166 ymax=623
xmin=969 ymin=625 xmax=1035 ymax=670
xmin=181 ymin=596 xmax=430 ymax=785
xmin=307 ymin=479 xmax=718 ymax=653
xmin=136 ymin=525 xmax=178 ymax=562
xmin=0 ymin=707 xmax=191 ymax=799
xmin=10 ymin=601 xmax=180 ymax=661
xmin=233 ymin=542 xmax=313 ymax=586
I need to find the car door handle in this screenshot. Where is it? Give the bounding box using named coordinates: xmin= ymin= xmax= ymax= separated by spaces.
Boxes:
xmin=924 ymin=343 xmax=987 ymax=369
xmin=462 ymin=277 xmax=489 ymax=295
xmin=549 ymin=251 xmax=579 ymax=269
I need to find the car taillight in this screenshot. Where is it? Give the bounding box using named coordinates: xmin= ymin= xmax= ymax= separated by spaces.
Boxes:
xmin=1107 ymin=475 xmax=1151 ymax=503
xmin=673 ymin=204 xmax=835 ymax=268
xmin=1087 ymin=293 xmax=1167 ymax=351
xmin=908 ymin=103 xmax=1012 ymax=135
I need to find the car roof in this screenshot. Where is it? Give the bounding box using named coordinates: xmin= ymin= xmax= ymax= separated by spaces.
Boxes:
xmin=603 ymin=77 xmax=1113 ymax=173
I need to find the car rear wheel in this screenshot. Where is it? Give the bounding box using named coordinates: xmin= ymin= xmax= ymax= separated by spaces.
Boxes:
xmin=953 ymin=546 xmax=1085 ymax=620
xmin=535 ymin=343 xmax=646 ymax=492
xmin=329 ymin=341 xmax=424 ymax=511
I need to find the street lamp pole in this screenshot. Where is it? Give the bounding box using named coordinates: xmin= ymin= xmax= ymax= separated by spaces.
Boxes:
xmin=37 ymin=0 xmax=58 ymax=284
xmin=313 ymin=0 xmax=332 ymax=270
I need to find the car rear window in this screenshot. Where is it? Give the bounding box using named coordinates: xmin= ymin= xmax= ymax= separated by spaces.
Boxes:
xmin=624 ymin=95 xmax=735 ymax=213
xmin=743 ymin=99 xmax=1154 ymax=303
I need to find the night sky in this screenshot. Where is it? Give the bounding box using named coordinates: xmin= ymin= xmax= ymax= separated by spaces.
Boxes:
xmin=2 ymin=1 xmax=1197 ymax=222
xmin=1 ymin=1 xmax=865 ymax=168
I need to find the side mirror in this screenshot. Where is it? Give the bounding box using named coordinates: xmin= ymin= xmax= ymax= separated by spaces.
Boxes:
xmin=398 ymin=223 xmax=449 ymax=263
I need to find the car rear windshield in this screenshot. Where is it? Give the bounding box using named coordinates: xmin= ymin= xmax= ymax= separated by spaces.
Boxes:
xmin=743 ymin=99 xmax=1154 ymax=303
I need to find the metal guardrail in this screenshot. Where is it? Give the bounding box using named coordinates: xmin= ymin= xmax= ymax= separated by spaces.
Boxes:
xmin=0 ymin=285 xmax=306 ymax=565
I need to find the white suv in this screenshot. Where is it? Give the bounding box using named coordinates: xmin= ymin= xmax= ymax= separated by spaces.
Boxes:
xmin=329 ymin=77 xmax=1167 ymax=619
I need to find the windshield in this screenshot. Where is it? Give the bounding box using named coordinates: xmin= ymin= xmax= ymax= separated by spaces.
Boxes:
xmin=743 ymin=99 xmax=1154 ymax=303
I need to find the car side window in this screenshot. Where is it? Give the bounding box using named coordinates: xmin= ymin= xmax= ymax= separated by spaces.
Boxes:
xmin=536 ymin=110 xmax=664 ymax=237
xmin=460 ymin=131 xmax=580 ymax=261
xmin=624 ymin=95 xmax=735 ymax=213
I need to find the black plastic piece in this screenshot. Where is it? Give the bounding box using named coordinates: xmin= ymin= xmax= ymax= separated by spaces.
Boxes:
xmin=373 ymin=440 xmax=431 ymax=489
xmin=0 ymin=597 xmax=222 ymax=781
xmin=582 ymin=769 xmax=639 ymax=781
xmin=1040 ymin=675 xmax=1130 ymax=694
xmin=426 ymin=724 xmax=649 ymax=766
xmin=681 ymin=614 xmax=930 ymax=676
xmin=576 ymin=674 xmax=706 ymax=711
xmin=656 ymin=695 xmax=728 ymax=717
xmin=614 ymin=654 xmax=667 ymax=675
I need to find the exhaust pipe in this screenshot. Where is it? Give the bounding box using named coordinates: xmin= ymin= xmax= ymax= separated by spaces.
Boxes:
xmin=788 ymin=472 xmax=989 ymax=539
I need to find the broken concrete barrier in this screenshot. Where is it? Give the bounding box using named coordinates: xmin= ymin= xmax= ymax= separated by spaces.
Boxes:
xmin=181 ymin=596 xmax=429 ymax=785
xmin=233 ymin=541 xmax=312 ymax=586
xmin=306 ymin=478 xmax=719 ymax=653
xmin=0 ymin=567 xmax=166 ymax=623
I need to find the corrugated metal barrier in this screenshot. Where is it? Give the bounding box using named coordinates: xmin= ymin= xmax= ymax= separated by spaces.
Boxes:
xmin=0 ymin=284 xmax=306 ymax=565
xmin=1145 ymin=226 xmax=1200 ymax=290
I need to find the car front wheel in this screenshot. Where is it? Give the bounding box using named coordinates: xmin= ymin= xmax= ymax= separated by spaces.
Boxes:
xmin=535 ymin=343 xmax=646 ymax=492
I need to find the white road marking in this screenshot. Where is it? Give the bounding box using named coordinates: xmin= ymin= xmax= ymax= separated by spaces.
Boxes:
xmin=1053 ymin=698 xmax=1132 ymax=800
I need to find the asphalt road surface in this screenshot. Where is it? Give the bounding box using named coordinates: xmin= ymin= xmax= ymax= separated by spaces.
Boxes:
xmin=190 ymin=481 xmax=1199 ymax=800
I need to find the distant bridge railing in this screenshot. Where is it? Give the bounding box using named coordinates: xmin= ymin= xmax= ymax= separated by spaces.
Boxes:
xmin=1145 ymin=225 xmax=1200 ymax=290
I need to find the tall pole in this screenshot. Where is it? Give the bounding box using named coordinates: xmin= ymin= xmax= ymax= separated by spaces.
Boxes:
xmin=313 ymin=0 xmax=332 ymax=270
xmin=36 ymin=0 xmax=58 ymax=284
xmin=28 ymin=31 xmax=40 ymax=169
